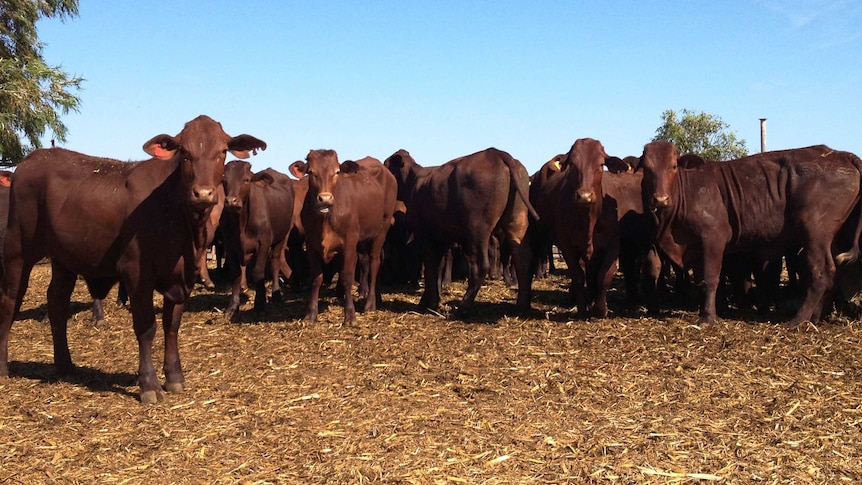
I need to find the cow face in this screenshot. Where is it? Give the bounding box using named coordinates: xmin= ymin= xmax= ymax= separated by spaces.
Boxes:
xmin=302 ymin=149 xmax=342 ymax=214
xmin=223 ymin=160 xmax=254 ymax=210
xmin=142 ymin=115 xmax=266 ymax=211
xmin=639 ymin=141 xmax=679 ymax=210
xmin=564 ymin=138 xmax=607 ymax=207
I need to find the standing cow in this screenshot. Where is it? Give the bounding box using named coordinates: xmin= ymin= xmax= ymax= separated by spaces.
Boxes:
xmin=384 ymin=147 xmax=538 ymax=314
xmin=220 ymin=161 xmax=295 ymax=321
xmin=640 ymin=141 xmax=862 ymax=325
xmin=530 ymin=138 xmax=619 ymax=317
xmin=0 ymin=115 xmax=267 ymax=403
xmin=290 ymin=150 xmax=397 ymax=326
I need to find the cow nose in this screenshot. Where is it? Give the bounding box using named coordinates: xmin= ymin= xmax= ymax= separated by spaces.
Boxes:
xmin=317 ymin=192 xmax=333 ymax=206
xmin=576 ymin=190 xmax=594 ymax=205
xmin=192 ymin=185 xmax=217 ymax=206
xmin=225 ymin=196 xmax=241 ymax=208
xmin=652 ymin=195 xmax=670 ymax=208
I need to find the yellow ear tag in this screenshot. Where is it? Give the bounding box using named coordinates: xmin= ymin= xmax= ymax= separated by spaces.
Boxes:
xmin=553 ymin=160 xmax=562 ymax=171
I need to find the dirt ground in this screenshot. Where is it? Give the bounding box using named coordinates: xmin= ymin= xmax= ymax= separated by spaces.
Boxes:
xmin=1 ymin=261 xmax=861 ymax=484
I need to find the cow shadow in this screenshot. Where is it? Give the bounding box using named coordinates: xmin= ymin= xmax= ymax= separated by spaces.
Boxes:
xmin=16 ymin=300 xmax=102 ymax=324
xmin=7 ymin=360 xmax=139 ymax=399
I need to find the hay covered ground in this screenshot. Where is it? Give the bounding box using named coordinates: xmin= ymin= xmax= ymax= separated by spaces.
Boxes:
xmin=1 ymin=261 xmax=861 ymax=484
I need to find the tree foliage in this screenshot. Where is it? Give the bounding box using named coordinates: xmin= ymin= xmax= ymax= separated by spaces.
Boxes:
xmin=0 ymin=0 xmax=82 ymax=166
xmin=653 ymin=108 xmax=748 ymax=161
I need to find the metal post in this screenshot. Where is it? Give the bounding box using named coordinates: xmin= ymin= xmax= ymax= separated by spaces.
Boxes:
xmin=759 ymin=118 xmax=767 ymax=153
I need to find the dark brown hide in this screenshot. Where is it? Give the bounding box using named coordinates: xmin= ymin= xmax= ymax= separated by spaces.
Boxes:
xmin=0 ymin=115 xmax=266 ymax=403
xmin=384 ymin=147 xmax=538 ymax=314
xmin=528 ymin=154 xmax=566 ymax=279
xmin=640 ymin=141 xmax=862 ymax=324
xmin=291 ymin=150 xmax=397 ymax=325
xmin=220 ymin=162 xmax=295 ymax=320
xmin=530 ymin=138 xmax=618 ymax=317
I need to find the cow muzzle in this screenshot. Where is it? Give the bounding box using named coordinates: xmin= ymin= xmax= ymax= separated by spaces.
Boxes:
xmin=191 ymin=185 xmax=218 ymax=208
xmin=652 ymin=194 xmax=670 ymax=209
xmin=576 ymin=190 xmax=595 ymax=206
xmin=224 ymin=196 xmax=242 ymax=210
xmin=316 ymin=192 xmax=334 ymax=214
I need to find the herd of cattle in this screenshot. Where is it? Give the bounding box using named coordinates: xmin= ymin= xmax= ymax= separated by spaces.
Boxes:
xmin=0 ymin=115 xmax=860 ymax=403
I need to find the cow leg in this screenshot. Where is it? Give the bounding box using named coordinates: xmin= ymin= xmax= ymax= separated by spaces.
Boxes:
xmin=364 ymin=232 xmax=388 ymax=313
xmin=44 ymin=263 xmax=77 ymax=376
xmin=591 ymin=253 xmax=618 ymax=318
xmin=253 ymin=279 xmax=267 ymax=314
xmin=642 ymin=247 xmax=663 ymax=314
xmin=224 ymin=275 xmax=243 ymax=321
xmin=699 ymin=246 xmax=724 ymax=325
xmin=459 ymin=239 xmax=491 ymax=313
xmin=128 ymin=289 xmax=163 ymax=404
xmin=305 ymin=253 xmax=324 ymax=323
xmin=91 ymin=299 xmax=106 ymax=325
xmin=270 ymin=239 xmax=290 ymax=304
xmin=0 ymin=257 xmax=35 ymax=377
xmin=792 ymin=243 xmax=836 ymax=325
xmin=340 ymin=243 xmax=359 ymax=326
xmin=507 ymin=237 xmax=534 ymax=312
xmin=419 ymin=244 xmax=445 ymax=310
xmin=198 ymin=249 xmax=215 ymax=289
xmin=161 ymin=300 xmax=185 ymax=394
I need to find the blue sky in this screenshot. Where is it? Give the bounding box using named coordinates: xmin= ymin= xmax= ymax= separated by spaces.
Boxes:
xmin=37 ymin=1 xmax=861 ymax=175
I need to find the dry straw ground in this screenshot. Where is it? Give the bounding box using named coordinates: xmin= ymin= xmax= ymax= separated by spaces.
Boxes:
xmin=1 ymin=261 xmax=861 ymax=484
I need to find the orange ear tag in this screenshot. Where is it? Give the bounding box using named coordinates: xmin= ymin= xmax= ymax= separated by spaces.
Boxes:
xmin=0 ymin=176 xmax=10 ymax=187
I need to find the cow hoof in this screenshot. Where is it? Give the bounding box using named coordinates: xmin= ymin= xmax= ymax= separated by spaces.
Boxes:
xmin=93 ymin=318 xmax=107 ymax=326
xmin=140 ymin=389 xmax=165 ymax=404
xmin=164 ymin=381 xmax=185 ymax=393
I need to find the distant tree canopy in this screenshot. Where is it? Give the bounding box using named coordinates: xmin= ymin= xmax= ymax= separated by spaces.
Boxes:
xmin=0 ymin=0 xmax=82 ymax=167
xmin=653 ymin=109 xmax=748 ymax=161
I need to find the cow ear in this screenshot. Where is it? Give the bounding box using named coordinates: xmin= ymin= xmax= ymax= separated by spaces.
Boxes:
xmin=252 ymin=171 xmax=275 ymax=186
xmin=289 ymin=161 xmax=307 ymax=178
xmin=340 ymin=160 xmax=361 ymax=174
xmin=143 ymin=135 xmax=180 ymax=160
xmin=678 ymin=154 xmax=706 ymax=170
xmin=384 ymin=152 xmax=404 ymax=169
xmin=228 ymin=135 xmax=267 ymax=159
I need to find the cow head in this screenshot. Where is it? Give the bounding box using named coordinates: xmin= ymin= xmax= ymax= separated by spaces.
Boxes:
xmin=293 ymin=149 xmax=342 ymax=214
xmin=564 ymin=138 xmax=607 ymax=207
xmin=142 ymin=115 xmax=267 ymax=211
xmin=604 ymin=156 xmax=631 ymax=174
xmin=639 ymin=141 xmax=679 ymax=211
xmin=223 ymin=160 xmax=254 ymax=210
xmin=383 ymin=149 xmax=417 ymax=202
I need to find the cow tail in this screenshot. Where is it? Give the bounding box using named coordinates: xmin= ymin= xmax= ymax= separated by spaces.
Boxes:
xmin=502 ymin=153 xmax=540 ymax=221
xmin=836 ymin=153 xmax=862 ymax=265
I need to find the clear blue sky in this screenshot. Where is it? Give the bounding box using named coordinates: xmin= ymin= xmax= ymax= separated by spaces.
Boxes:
xmin=37 ymin=1 xmax=861 ymax=175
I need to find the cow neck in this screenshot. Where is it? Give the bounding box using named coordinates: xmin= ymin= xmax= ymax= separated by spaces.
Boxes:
xmin=165 ymin=158 xmax=212 ymax=260
xmin=651 ymin=170 xmax=684 ymax=241
xmin=243 ymin=184 xmax=264 ymax=232
xmin=405 ymin=164 xmax=432 ymax=201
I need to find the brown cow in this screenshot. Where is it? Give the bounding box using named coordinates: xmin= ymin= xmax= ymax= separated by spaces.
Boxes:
xmin=640 ymin=141 xmax=862 ymax=325
xmin=528 ymin=154 xmax=566 ymax=279
xmin=197 ymin=185 xmax=225 ymax=289
xmin=290 ymin=150 xmax=397 ymax=325
xmin=530 ymin=138 xmax=619 ymax=317
xmin=0 ymin=115 xmax=266 ymax=403
xmin=384 ymin=147 xmax=538 ymax=314
xmin=220 ymin=162 xmax=295 ymax=321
